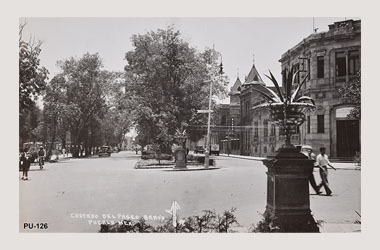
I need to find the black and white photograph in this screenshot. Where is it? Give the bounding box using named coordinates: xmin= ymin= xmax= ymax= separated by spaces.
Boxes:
xmin=17 ymin=16 xmax=362 ymax=234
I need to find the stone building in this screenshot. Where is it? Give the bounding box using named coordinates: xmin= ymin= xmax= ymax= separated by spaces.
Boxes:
xmin=216 ymin=77 xmax=242 ymax=155
xmin=279 ymin=19 xmax=361 ymax=158
xmin=213 ymin=19 xmax=360 ymax=158
xmin=239 ymin=63 xmax=296 ymax=156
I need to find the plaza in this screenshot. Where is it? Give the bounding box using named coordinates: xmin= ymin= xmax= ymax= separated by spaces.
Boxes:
xmin=19 ymin=151 xmax=360 ymax=233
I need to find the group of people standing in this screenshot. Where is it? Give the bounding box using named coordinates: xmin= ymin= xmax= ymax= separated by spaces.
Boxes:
xmin=309 ymin=147 xmax=336 ymax=196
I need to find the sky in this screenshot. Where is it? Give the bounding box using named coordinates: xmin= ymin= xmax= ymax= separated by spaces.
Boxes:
xmin=20 ymin=17 xmax=358 ymax=103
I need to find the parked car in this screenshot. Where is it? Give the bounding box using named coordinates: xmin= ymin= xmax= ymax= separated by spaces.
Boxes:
xmin=194 ymin=146 xmax=205 ymax=154
xmin=98 ymin=146 xmax=112 ymax=157
xmin=112 ymin=147 xmax=120 ymax=153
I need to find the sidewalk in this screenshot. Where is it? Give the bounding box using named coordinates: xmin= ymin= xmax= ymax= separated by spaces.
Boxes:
xmin=219 ymin=154 xmax=361 ymax=170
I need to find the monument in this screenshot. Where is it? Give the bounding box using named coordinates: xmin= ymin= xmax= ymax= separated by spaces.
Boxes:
xmin=173 ymin=128 xmax=188 ymax=170
xmin=252 ymin=67 xmax=319 ymax=232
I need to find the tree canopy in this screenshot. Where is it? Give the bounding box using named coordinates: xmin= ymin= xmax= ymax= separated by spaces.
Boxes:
xmin=19 ymin=23 xmax=49 ymax=146
xmin=124 ymin=27 xmax=228 ymax=152
xmin=339 ymin=70 xmax=361 ymax=120
xmin=42 ymin=53 xmax=132 ymax=157
xmin=19 ymin=23 xmax=49 ymax=113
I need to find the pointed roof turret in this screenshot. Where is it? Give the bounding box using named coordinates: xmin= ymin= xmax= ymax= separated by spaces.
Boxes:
xmin=230 ymin=77 xmax=242 ymax=94
xmin=243 ymin=63 xmax=265 ymax=86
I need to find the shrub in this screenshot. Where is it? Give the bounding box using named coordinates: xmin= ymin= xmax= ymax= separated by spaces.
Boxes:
xmin=141 ymin=154 xmax=173 ymax=161
xmin=141 ymin=154 xmax=156 ymax=160
xmin=99 ymin=207 xmax=238 ymax=233
xmin=157 ymin=154 xmax=173 ymax=161
xmin=249 ymin=213 xmax=321 ymax=233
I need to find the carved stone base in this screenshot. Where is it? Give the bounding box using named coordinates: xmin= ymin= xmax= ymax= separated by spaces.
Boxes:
xmin=174 ymin=147 xmax=187 ymax=169
xmin=263 ymin=146 xmax=319 ymax=232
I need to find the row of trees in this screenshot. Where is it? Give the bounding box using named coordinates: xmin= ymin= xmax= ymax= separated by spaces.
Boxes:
xmin=20 ymin=23 xmax=359 ymax=158
xmin=19 ymin=25 xmax=228 ymax=157
xmin=19 ymin=24 xmax=131 ymax=158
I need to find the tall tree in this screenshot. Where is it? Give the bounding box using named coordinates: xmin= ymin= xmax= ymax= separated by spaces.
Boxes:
xmin=124 ymin=27 xmax=228 ymax=152
xmin=43 ymin=54 xmax=131 ymax=157
xmin=19 ymin=23 xmax=49 ymax=113
xmin=339 ymin=70 xmax=361 ymax=119
xmin=19 ymin=23 xmax=49 ymax=146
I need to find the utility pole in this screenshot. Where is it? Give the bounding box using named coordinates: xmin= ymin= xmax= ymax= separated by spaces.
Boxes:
xmin=204 ymin=78 xmax=213 ymax=169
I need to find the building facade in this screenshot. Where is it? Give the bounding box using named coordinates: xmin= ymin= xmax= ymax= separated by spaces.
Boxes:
xmin=213 ymin=19 xmax=360 ymax=158
xmin=279 ymin=19 xmax=361 ymax=158
xmin=215 ymin=77 xmax=242 ymax=155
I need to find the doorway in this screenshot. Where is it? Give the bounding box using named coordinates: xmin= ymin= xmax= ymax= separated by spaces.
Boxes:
xmin=336 ymin=120 xmax=360 ymax=157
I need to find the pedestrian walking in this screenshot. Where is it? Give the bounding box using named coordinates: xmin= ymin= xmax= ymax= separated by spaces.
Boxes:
xmin=308 ymin=151 xmax=322 ymax=195
xmin=38 ymin=146 xmax=45 ymax=169
xmin=20 ymin=152 xmax=31 ymax=180
xmin=316 ymin=147 xmax=336 ymax=196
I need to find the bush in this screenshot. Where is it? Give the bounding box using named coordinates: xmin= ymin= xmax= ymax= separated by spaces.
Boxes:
xmin=157 ymin=154 xmax=173 ymax=161
xmin=141 ymin=154 xmax=156 ymax=160
xmin=99 ymin=207 xmax=238 ymax=233
xmin=249 ymin=213 xmax=321 ymax=233
xmin=141 ymin=153 xmax=173 ymax=161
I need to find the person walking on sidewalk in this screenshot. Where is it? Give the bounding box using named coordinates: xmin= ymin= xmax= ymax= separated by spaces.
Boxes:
xmin=308 ymin=151 xmax=322 ymax=195
xmin=38 ymin=146 xmax=45 ymax=169
xmin=316 ymin=147 xmax=336 ymax=196
xmin=20 ymin=152 xmax=31 ymax=180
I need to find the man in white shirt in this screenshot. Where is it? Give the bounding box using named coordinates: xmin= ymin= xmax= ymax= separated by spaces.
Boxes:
xmin=316 ymin=147 xmax=336 ymax=196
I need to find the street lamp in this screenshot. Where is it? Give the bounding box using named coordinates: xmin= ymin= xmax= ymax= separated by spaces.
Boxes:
xmin=204 ymin=79 xmax=213 ymax=169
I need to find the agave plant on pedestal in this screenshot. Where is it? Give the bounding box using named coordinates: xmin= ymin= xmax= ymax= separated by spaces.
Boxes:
xmin=252 ymin=66 xmax=315 ymax=147
xmin=174 ymin=128 xmax=188 ymax=147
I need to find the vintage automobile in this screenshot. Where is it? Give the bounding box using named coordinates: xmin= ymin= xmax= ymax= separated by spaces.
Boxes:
xmin=194 ymin=146 xmax=205 ymax=154
xmin=98 ymin=146 xmax=112 ymax=157
xmin=112 ymin=146 xmax=120 ymax=153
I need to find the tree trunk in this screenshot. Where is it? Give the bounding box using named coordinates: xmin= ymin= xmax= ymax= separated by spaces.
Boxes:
xmin=47 ymin=126 xmax=57 ymax=161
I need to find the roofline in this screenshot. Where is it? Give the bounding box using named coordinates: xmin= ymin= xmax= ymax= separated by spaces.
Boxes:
xmin=279 ymin=19 xmax=361 ymax=63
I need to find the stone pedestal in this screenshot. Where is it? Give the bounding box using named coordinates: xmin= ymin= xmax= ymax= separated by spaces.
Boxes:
xmin=174 ymin=147 xmax=187 ymax=169
xmin=263 ymin=147 xmax=319 ymax=232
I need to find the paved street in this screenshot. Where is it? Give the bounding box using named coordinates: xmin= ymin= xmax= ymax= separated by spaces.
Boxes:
xmin=19 ymin=151 xmax=360 ymax=233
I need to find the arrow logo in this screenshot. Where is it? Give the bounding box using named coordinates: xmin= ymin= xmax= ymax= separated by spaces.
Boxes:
xmin=165 ymin=200 xmax=181 ymax=227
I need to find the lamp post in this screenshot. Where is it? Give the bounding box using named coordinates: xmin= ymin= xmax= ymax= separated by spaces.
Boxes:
xmin=204 ymin=78 xmax=213 ymax=169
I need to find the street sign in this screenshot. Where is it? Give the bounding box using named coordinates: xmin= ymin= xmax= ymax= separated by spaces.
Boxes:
xmin=197 ymin=110 xmax=213 ymax=113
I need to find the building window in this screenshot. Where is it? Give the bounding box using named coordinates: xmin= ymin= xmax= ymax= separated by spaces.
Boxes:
xmin=317 ymin=115 xmax=324 ymax=133
xmin=348 ymin=50 xmax=360 ymax=75
xmin=294 ymin=63 xmax=300 ymax=83
xmin=307 ymin=58 xmax=311 ymax=82
xmin=336 ymin=52 xmax=346 ymax=77
xmin=317 ymin=56 xmax=324 ymax=78
xmin=270 ymin=125 xmax=276 ymax=136
xmin=282 ymin=69 xmax=287 ymax=86
xmin=254 ymin=121 xmax=259 ymax=137
xmin=264 ymin=146 xmax=267 ymax=154
xmin=244 ymin=101 xmax=250 ymax=119
xmin=263 ymin=119 xmax=268 ymax=137
xmin=307 ymin=116 xmax=311 ymax=134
